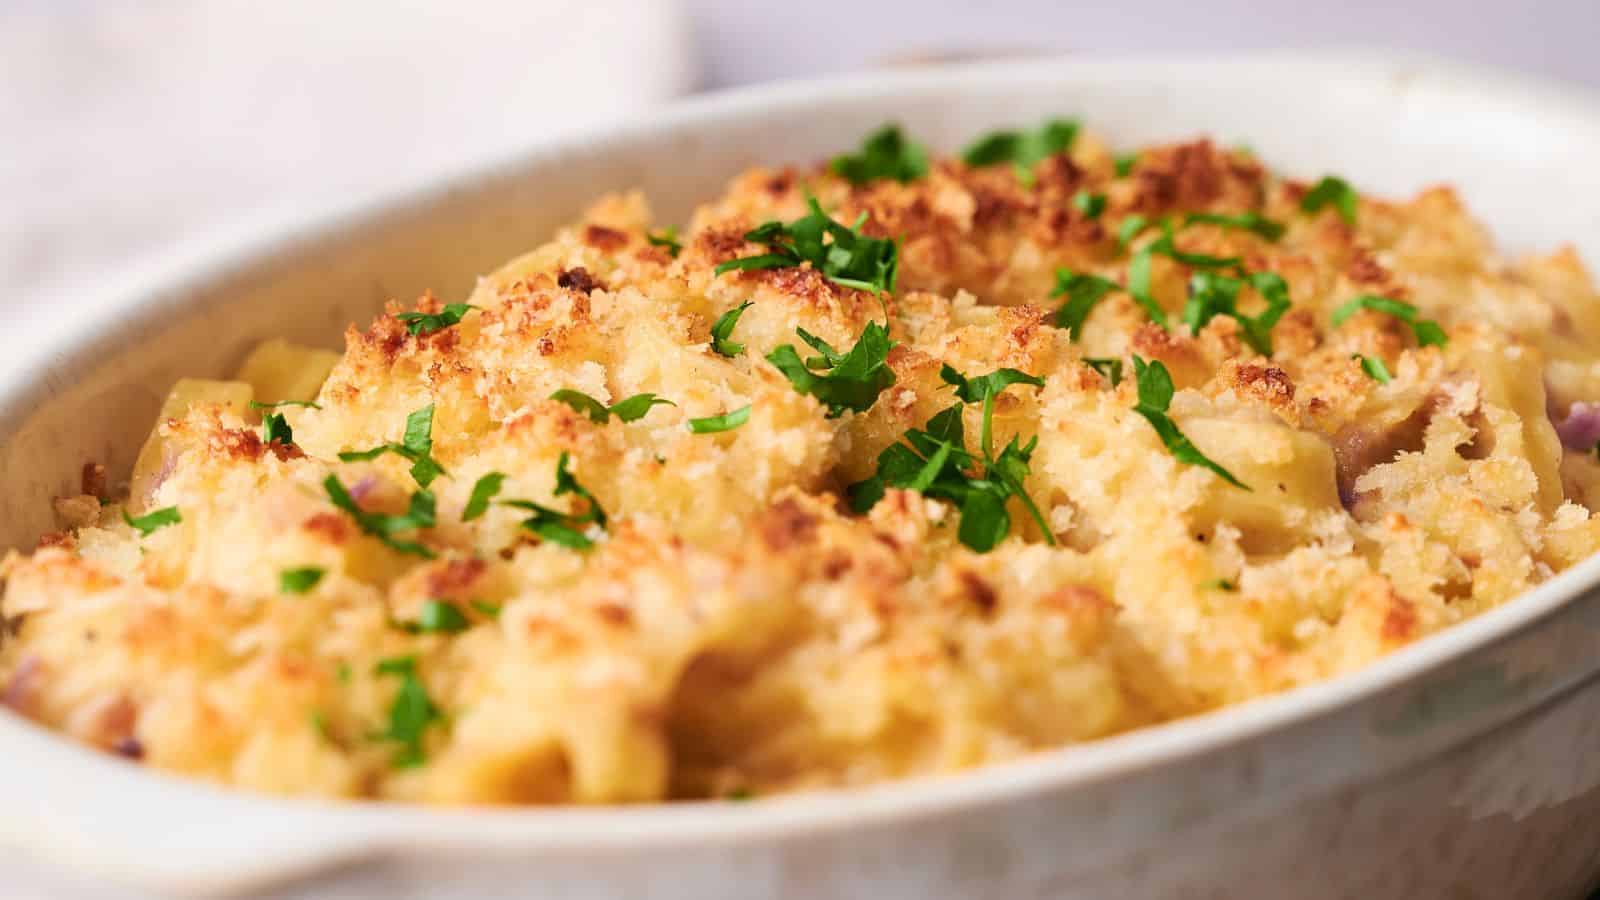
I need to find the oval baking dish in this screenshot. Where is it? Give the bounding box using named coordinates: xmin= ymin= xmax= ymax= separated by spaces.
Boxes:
xmin=3 ymin=51 xmax=1600 ymax=900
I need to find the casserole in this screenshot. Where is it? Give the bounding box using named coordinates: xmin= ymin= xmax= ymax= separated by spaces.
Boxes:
xmin=3 ymin=51 xmax=1600 ymax=899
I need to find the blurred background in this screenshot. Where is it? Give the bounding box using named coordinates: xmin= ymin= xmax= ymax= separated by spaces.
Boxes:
xmin=4 ymin=0 xmax=1597 ymax=306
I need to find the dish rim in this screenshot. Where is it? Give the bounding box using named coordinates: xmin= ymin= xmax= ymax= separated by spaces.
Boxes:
xmin=5 ymin=46 xmax=1600 ymax=886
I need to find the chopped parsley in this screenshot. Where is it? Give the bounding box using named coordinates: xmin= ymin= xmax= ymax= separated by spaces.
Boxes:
xmin=411 ymin=600 xmax=470 ymax=634
xmin=710 ymin=302 xmax=752 ymax=357
xmin=714 ymin=197 xmax=899 ymax=296
xmin=830 ymin=124 xmax=928 ymax=184
xmin=766 ymin=321 xmax=896 ymax=417
xmin=1180 ymin=270 xmax=1293 ymax=355
xmin=1199 ymin=578 xmax=1238 ymax=592
xmin=1117 ymin=214 xmax=1151 ymax=248
xmin=550 ymin=389 xmax=675 ymax=424
xmin=687 ymin=405 xmax=751 ymax=434
xmin=373 ymin=656 xmax=440 ymax=768
xmin=1330 ymin=295 xmax=1447 ymax=347
xmin=1051 ymin=269 xmax=1121 ymax=340
xmin=396 ymin=303 xmax=475 ymax=337
xmin=1114 ymin=152 xmax=1138 ymax=177
xmin=647 ymin=226 xmax=682 ymax=257
xmin=337 ymin=405 xmax=447 ymax=488
xmin=1300 ymin=175 xmax=1358 ymax=225
xmin=1125 ymin=219 xmax=1247 ymax=329
xmin=462 ymin=472 xmax=505 ymax=521
xmin=501 ymin=453 xmax=604 ymax=550
xmin=1130 ymin=356 xmax=1248 ymax=490
xmin=1071 ymin=191 xmax=1107 ymax=220
xmin=249 ymin=399 xmax=321 ymax=410
xmin=849 ymin=365 xmax=1053 ymax=553
xmin=261 ymin=412 xmax=293 ymax=446
xmin=279 ymin=567 xmax=325 ymax=594
xmin=1183 ymin=211 xmax=1285 ymax=242
xmin=323 ymin=476 xmax=437 ymax=558
xmin=123 ymin=506 xmax=181 ymax=536
xmin=1082 ymin=357 xmax=1123 ymax=386
xmin=962 ymin=118 xmax=1079 ymax=185
xmin=470 ymin=599 xmax=502 ymax=619
xmin=1354 ymin=354 xmax=1393 ymax=384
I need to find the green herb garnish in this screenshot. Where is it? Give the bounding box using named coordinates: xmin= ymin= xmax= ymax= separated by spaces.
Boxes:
xmin=1330 ymin=295 xmax=1447 ymax=347
xmin=1114 ymin=152 xmax=1138 ymax=177
xmin=550 ymin=389 xmax=675 ymax=424
xmin=1083 ymin=357 xmax=1123 ymax=386
xmin=1126 ymin=220 xmax=1246 ymax=329
xmin=850 ymin=366 xmax=1053 ymax=553
xmin=1183 ymin=211 xmax=1285 ymax=241
xmin=249 ymin=399 xmax=321 ymax=410
xmin=714 ymin=197 xmax=899 ymax=295
xmin=261 ymin=412 xmax=293 ymax=446
xmin=123 ymin=506 xmax=181 ymax=536
xmin=1199 ymin=578 xmax=1238 ymax=592
xmin=766 ymin=321 xmax=896 ymax=417
xmin=462 ymin=472 xmax=505 ymax=521
xmin=323 ymin=476 xmax=437 ymax=558
xmin=1354 ymin=354 xmax=1393 ymax=384
xmin=373 ymin=656 xmax=440 ymax=768
xmin=1072 ymin=191 xmax=1107 ymax=220
xmin=396 ymin=304 xmax=476 ymax=337
xmin=1051 ymin=269 xmax=1121 ymax=340
xmin=411 ymin=600 xmax=470 ymax=634
xmin=279 ymin=566 xmax=325 ymax=594
xmin=470 ymin=600 xmax=502 ymax=619
xmin=337 ymin=405 xmax=447 ymax=488
xmin=1180 ymin=270 xmax=1292 ymax=355
xmin=962 ymin=118 xmax=1079 ymax=185
xmin=501 ymin=453 xmax=605 ymax=550
xmin=687 ymin=405 xmax=752 ymax=434
xmin=1300 ymin=176 xmax=1358 ymax=225
xmin=1117 ymin=214 xmax=1151 ymax=248
xmin=1130 ymin=356 xmax=1248 ymax=490
xmin=830 ymin=124 xmax=928 ymax=184
xmin=647 ymin=227 xmax=682 ymax=257
xmin=710 ymin=302 xmax=752 ymax=357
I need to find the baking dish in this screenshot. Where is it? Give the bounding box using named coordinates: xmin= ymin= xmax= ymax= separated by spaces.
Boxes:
xmin=4 ymin=51 xmax=1600 ymax=899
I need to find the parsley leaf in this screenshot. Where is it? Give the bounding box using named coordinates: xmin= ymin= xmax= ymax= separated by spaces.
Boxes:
xmin=1180 ymin=270 xmax=1292 ymax=355
xmin=1117 ymin=214 xmax=1151 ymax=248
xmin=710 ymin=302 xmax=752 ymax=356
xmin=1072 ymin=191 xmax=1107 ymax=220
xmin=849 ymin=364 xmax=1053 ymax=553
xmin=373 ymin=656 xmax=440 ymax=768
xmin=323 ymin=475 xmax=437 ymax=558
xmin=123 ymin=506 xmax=181 ymax=536
xmin=337 ymin=405 xmax=448 ymax=488
xmin=1330 ymin=295 xmax=1448 ymax=347
xmin=1130 ymin=356 xmax=1248 ymax=490
xmin=261 ymin=412 xmax=293 ymax=446
xmin=962 ymin=118 xmax=1079 ymax=185
xmin=766 ymin=321 xmax=896 ymax=417
xmin=471 ymin=600 xmax=502 ymax=619
xmin=1199 ymin=578 xmax=1238 ymax=592
xmin=410 ymin=600 xmax=470 ymax=634
xmin=647 ymin=227 xmax=682 ymax=257
xmin=249 ymin=399 xmax=321 ymax=410
xmin=1051 ymin=269 xmax=1121 ymax=340
xmin=1300 ymin=176 xmax=1358 ymax=225
xmin=1183 ymin=211 xmax=1285 ymax=242
xmin=1082 ymin=357 xmax=1123 ymax=386
xmin=550 ymin=389 xmax=675 ymax=424
xmin=1354 ymin=354 xmax=1393 ymax=384
xmin=1114 ymin=152 xmax=1138 ymax=177
xmin=830 ymin=124 xmax=929 ymax=184
xmin=462 ymin=472 xmax=505 ymax=521
xmin=279 ymin=566 xmax=325 ymax=594
xmin=1126 ymin=220 xmax=1246 ymax=330
xmin=396 ymin=304 xmax=475 ymax=337
xmin=687 ymin=405 xmax=751 ymax=434
xmin=714 ymin=197 xmax=899 ymax=295
xmin=501 ymin=453 xmax=605 ymax=550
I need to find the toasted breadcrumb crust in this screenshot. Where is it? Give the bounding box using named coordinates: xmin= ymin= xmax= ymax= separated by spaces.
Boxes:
xmin=5 ymin=133 xmax=1600 ymax=804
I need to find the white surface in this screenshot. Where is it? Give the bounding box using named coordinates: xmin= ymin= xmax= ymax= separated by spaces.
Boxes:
xmin=0 ymin=0 xmax=694 ymax=305
xmin=3 ymin=52 xmax=1600 ymax=900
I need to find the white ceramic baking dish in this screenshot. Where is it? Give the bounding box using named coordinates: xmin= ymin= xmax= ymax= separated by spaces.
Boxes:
xmin=4 ymin=51 xmax=1600 ymax=900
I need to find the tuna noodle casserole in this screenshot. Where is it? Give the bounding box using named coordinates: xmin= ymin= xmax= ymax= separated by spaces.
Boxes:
xmin=4 ymin=121 xmax=1600 ymax=805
